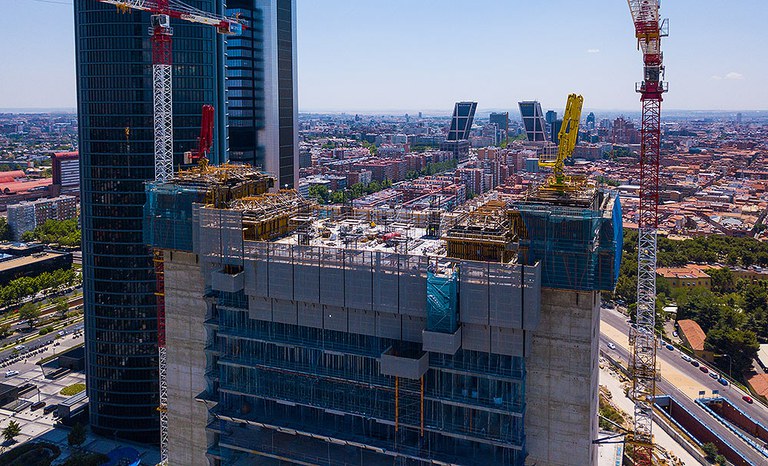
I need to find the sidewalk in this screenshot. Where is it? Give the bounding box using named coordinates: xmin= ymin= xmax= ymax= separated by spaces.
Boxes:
xmin=600 ymin=362 xmax=703 ymax=465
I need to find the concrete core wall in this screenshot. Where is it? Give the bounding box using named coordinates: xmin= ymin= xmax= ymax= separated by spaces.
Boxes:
xmin=164 ymin=251 xmax=210 ymax=466
xmin=525 ymin=288 xmax=600 ymax=466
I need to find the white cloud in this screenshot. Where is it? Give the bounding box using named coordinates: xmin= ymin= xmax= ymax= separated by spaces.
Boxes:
xmin=712 ymin=72 xmax=744 ymax=81
xmin=587 ymin=49 xmax=600 ymax=54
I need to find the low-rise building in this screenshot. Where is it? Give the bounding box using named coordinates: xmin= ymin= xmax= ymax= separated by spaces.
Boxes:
xmin=677 ymin=319 xmax=714 ymax=362
xmin=657 ymin=266 xmax=711 ymax=290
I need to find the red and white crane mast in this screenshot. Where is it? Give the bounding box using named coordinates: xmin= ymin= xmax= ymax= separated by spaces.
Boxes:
xmin=626 ymin=1 xmax=668 ymax=465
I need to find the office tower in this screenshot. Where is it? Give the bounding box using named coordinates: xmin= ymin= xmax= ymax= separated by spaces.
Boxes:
xmin=447 ymin=101 xmax=477 ymax=141
xmin=51 ymin=151 xmax=80 ymax=197
xmin=519 ymin=101 xmax=548 ymax=142
xmin=551 ymin=119 xmax=563 ymax=145
xmin=440 ymin=101 xmax=476 ymax=161
xmin=736 ymin=112 xmax=743 ymax=124
xmin=74 ymin=0 xmax=226 ymax=443
xmin=545 ymin=110 xmax=557 ymax=125
xmin=586 ymin=112 xmax=596 ymax=130
xmin=227 ymin=0 xmax=298 ymax=189
xmin=146 ymin=166 xmax=623 ymax=465
xmin=490 ymin=112 xmax=510 ymax=142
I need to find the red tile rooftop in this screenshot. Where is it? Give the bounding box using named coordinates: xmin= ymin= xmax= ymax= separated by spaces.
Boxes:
xmin=677 ymin=319 xmax=707 ymax=352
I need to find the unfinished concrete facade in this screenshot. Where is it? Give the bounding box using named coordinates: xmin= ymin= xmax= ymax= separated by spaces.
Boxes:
xmin=145 ymin=167 xmax=621 ymax=466
xmin=163 ymin=251 xmax=210 ymax=465
xmin=525 ymin=289 xmax=601 ymax=466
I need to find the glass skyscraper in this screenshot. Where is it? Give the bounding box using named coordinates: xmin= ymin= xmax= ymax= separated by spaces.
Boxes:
xmin=447 ymin=101 xmax=477 ymax=141
xmin=74 ymin=0 xmax=225 ymax=443
xmin=226 ymin=0 xmax=298 ymax=189
xmin=518 ymin=101 xmax=548 ymax=142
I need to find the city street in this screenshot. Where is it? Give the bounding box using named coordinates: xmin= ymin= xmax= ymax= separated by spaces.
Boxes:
xmin=601 ymin=305 xmax=768 ymax=465
xmin=0 ymin=330 xmax=160 ymax=464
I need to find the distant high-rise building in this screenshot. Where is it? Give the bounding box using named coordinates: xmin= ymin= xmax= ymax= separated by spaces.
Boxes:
xmin=447 ymin=101 xmax=477 ymax=141
xmin=551 ymin=119 xmax=563 ymax=145
xmin=519 ymin=101 xmax=548 ymax=142
xmin=227 ymin=0 xmax=298 ymax=189
xmin=51 ymin=151 xmax=79 ymax=197
xmin=545 ymin=110 xmax=557 ymax=125
xmin=490 ymin=112 xmax=510 ymax=142
xmin=612 ymin=117 xmax=640 ymax=145
xmin=736 ymin=112 xmax=743 ymax=124
xmin=74 ymin=0 xmax=226 ymax=443
xmin=586 ymin=112 xmax=596 ymax=130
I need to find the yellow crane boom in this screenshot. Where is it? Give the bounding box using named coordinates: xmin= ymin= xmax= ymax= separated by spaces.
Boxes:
xmin=539 ymin=93 xmax=584 ymax=187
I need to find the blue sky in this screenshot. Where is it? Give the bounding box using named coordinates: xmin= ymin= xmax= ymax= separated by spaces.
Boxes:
xmin=1 ymin=0 xmax=766 ymax=112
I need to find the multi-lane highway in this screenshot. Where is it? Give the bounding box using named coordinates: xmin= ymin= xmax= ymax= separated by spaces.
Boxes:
xmin=601 ymin=306 xmax=768 ymax=465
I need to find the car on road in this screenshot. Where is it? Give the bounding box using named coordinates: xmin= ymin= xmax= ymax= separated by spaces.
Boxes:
xmin=57 ymin=330 xmax=66 ymax=336
xmin=681 ymin=354 xmax=691 ymax=362
xmin=699 ymin=366 xmax=709 ymax=373
xmin=666 ymin=344 xmax=674 ymax=351
xmin=691 ymin=360 xmax=700 ymax=367
xmin=14 ymin=345 xmax=25 ymax=351
xmin=672 ymin=331 xmax=678 ymax=337
xmin=709 ymin=372 xmax=718 ymax=379
xmin=31 ymin=401 xmax=46 ymax=411
xmin=607 ymin=343 xmax=616 ymax=350
xmin=743 ymin=395 xmax=754 ymax=404
xmin=5 ymin=370 xmax=19 ymax=377
xmin=718 ymin=378 xmax=729 ymax=386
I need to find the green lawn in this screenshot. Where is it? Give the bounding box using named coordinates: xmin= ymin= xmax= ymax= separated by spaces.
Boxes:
xmin=60 ymin=383 xmax=86 ymax=396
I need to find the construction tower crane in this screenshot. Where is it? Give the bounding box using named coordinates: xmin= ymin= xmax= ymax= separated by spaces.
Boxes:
xmin=96 ymin=1 xmax=244 ymax=463
xmin=625 ymin=1 xmax=668 ymax=465
xmin=538 ymin=93 xmax=583 ymax=187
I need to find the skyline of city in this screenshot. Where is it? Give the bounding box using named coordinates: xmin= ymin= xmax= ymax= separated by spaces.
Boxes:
xmin=2 ymin=0 xmax=767 ymax=111
xmin=2 ymin=1 xmax=768 ymax=465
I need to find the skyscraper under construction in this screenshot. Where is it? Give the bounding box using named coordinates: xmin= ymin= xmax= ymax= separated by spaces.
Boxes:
xmin=144 ymin=165 xmax=622 ymax=465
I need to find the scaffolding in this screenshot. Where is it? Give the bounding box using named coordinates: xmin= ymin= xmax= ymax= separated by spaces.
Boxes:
xmin=443 ymin=200 xmax=517 ymax=263
xmin=144 ymin=164 xmax=273 ymax=252
xmin=426 ymin=269 xmax=458 ymax=334
xmin=234 ymin=190 xmax=310 ymax=242
xmin=514 ymin=188 xmax=623 ymax=291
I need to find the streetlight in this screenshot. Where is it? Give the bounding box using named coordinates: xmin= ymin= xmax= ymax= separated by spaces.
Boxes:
xmin=719 ymin=353 xmax=732 ymax=380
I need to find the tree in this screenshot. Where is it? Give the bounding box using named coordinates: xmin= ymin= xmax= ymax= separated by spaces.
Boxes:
xmin=0 ymin=322 xmax=11 ymax=338
xmin=68 ymin=422 xmax=87 ymax=449
xmin=675 ymin=288 xmax=725 ymax=333
xmin=708 ymin=268 xmax=735 ymax=294
xmin=705 ymin=326 xmax=759 ymax=376
xmin=19 ymin=302 xmax=41 ymax=327
xmin=0 ymin=217 xmax=10 ymax=241
xmin=307 ymin=185 xmax=329 ymax=204
xmin=53 ymin=297 xmax=69 ymax=319
xmin=2 ymin=420 xmax=21 ymax=442
xmin=701 ymin=442 xmax=718 ymax=461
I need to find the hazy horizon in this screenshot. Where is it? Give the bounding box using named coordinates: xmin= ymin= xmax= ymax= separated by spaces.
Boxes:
xmin=2 ymin=1 xmax=767 ymax=111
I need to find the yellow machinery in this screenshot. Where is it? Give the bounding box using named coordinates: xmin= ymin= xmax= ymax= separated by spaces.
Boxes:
xmin=539 ymin=93 xmax=584 ymax=188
